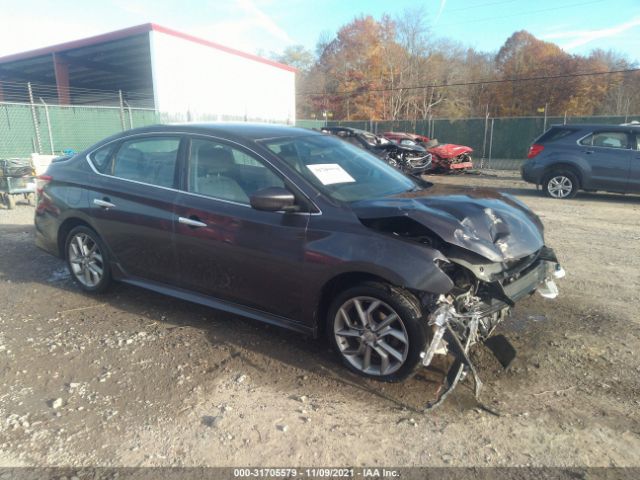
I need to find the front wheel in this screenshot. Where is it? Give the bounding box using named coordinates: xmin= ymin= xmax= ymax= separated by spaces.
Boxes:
xmin=65 ymin=226 xmax=112 ymax=293
xmin=327 ymin=282 xmax=428 ymax=382
xmin=543 ymin=171 xmax=578 ymax=199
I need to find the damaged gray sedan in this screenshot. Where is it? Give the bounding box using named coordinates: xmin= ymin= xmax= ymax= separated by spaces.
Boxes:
xmin=264 ymin=131 xmax=564 ymax=408
xmin=36 ymin=124 xmax=562 ymax=408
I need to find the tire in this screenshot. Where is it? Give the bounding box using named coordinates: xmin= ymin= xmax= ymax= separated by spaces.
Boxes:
xmin=542 ymin=170 xmax=579 ymax=199
xmin=65 ymin=226 xmax=112 ymax=293
xmin=326 ymin=282 xmax=428 ymax=382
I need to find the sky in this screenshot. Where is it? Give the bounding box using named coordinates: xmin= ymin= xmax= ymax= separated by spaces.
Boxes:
xmin=0 ymin=0 xmax=638 ymax=63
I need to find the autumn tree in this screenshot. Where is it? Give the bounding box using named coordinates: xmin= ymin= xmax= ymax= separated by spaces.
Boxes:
xmin=270 ymin=45 xmax=317 ymax=118
xmin=288 ymin=15 xmax=640 ymax=120
xmin=494 ymin=31 xmax=577 ymax=116
xmin=313 ymin=15 xmax=392 ymax=119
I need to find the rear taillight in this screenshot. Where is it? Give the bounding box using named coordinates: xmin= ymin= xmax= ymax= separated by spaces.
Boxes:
xmin=527 ymin=144 xmax=544 ymax=159
xmin=36 ymin=174 xmax=52 ymax=197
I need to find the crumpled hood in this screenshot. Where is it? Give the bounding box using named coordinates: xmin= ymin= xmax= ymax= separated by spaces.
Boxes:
xmin=352 ymin=184 xmax=545 ymax=262
xmin=428 ymin=144 xmax=473 ymax=159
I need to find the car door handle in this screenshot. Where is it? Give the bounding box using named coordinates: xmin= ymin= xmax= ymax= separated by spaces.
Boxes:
xmin=584 ymin=150 xmax=594 ymax=154
xmin=178 ymin=216 xmax=207 ymax=228
xmin=93 ymin=198 xmax=116 ymax=209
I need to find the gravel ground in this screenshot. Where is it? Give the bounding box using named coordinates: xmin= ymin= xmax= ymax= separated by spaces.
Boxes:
xmin=0 ymin=172 xmax=639 ymax=467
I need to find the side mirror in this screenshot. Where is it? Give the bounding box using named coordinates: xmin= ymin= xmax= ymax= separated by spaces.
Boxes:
xmin=250 ymin=186 xmax=298 ymax=212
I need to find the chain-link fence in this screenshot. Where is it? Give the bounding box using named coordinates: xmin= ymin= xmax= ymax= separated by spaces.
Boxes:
xmin=313 ymin=114 xmax=639 ymax=169
xmin=0 ymin=101 xmax=160 ymax=158
xmin=2 ymin=98 xmax=638 ymax=170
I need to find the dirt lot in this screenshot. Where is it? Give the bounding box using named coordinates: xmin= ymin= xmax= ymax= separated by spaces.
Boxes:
xmin=0 ymin=171 xmax=639 ymax=468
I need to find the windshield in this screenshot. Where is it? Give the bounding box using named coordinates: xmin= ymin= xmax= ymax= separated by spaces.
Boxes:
xmin=263 ymin=134 xmax=419 ymax=202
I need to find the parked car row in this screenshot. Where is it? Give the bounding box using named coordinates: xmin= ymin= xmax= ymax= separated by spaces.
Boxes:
xmin=319 ymin=122 xmax=640 ymax=200
xmin=319 ymin=127 xmax=433 ymax=176
xmin=382 ymin=131 xmax=474 ymax=173
xmin=319 ymin=127 xmax=475 ymax=176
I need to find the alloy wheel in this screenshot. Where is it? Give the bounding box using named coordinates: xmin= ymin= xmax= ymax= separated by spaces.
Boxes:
xmin=334 ymin=296 xmax=409 ymax=376
xmin=547 ymin=175 xmax=573 ymax=198
xmin=68 ymin=233 xmax=104 ymax=288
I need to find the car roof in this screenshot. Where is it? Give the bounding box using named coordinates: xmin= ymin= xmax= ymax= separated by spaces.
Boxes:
xmin=551 ymin=123 xmax=640 ymax=131
xmin=110 ymin=122 xmax=320 ymax=142
xmin=322 ymin=126 xmax=375 ymax=136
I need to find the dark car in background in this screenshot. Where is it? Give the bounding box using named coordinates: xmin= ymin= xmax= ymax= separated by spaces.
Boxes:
xmin=521 ymin=124 xmax=640 ymax=198
xmin=382 ymin=131 xmax=474 ymax=173
xmin=320 ymin=126 xmax=432 ymax=175
xmin=34 ymin=123 xmax=563 ymax=404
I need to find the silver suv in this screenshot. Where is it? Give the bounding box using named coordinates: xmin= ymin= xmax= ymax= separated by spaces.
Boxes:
xmin=521 ymin=124 xmax=640 ymax=198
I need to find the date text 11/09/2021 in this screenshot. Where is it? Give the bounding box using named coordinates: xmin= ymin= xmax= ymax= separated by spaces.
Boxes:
xmin=233 ymin=468 xmax=400 ymax=478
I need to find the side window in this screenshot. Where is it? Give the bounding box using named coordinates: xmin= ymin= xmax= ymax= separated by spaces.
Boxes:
xmin=578 ymin=134 xmax=592 ymax=146
xmin=112 ymin=137 xmax=180 ymax=187
xmin=89 ymin=145 xmax=114 ymax=173
xmin=232 ymin=150 xmax=262 ymax=167
xmin=580 ymin=131 xmax=629 ymax=149
xmin=188 ymin=138 xmax=284 ymax=204
xmin=537 ymin=127 xmax=576 ymax=143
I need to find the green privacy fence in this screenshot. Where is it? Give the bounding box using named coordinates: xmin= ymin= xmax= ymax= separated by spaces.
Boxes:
xmin=0 ymin=102 xmax=160 ymax=158
xmin=301 ymin=115 xmax=638 ymax=168
xmin=2 ymin=101 xmax=636 ymax=167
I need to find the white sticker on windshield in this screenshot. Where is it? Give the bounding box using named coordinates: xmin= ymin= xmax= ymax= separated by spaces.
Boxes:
xmin=306 ymin=164 xmax=355 ymax=185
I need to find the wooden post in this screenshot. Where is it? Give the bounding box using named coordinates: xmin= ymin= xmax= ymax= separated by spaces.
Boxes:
xmin=52 ymin=53 xmax=70 ymax=104
xmin=28 ymin=82 xmax=42 ymax=153
xmin=40 ymin=98 xmax=55 ymax=154
xmin=119 ymin=90 xmax=126 ymax=131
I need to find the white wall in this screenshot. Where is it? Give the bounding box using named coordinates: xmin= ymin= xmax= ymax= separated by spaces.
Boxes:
xmin=149 ymin=30 xmax=295 ymax=124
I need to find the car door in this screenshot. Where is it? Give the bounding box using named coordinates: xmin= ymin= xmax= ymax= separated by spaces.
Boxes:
xmin=629 ymin=132 xmax=640 ymax=193
xmin=172 ymin=136 xmax=311 ymax=321
xmin=87 ymin=134 xmax=184 ymax=285
xmin=578 ymin=130 xmax=632 ymax=192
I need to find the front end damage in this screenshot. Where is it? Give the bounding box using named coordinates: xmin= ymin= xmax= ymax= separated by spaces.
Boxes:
xmin=353 ymin=186 xmax=565 ymax=409
xmin=419 ymin=247 xmax=565 ymax=408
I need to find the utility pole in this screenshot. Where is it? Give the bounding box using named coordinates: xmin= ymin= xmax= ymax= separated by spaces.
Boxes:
xmin=481 ymin=103 xmax=490 ymax=164
xmin=624 ymin=97 xmax=630 ymax=123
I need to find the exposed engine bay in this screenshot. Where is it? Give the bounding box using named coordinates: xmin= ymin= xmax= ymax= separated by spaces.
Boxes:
xmin=355 ymin=185 xmax=565 ymax=409
xmin=419 ymin=252 xmax=564 ymax=409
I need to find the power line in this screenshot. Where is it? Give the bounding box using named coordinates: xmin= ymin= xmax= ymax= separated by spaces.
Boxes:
xmin=445 ymin=0 xmax=518 ymax=14
xmin=0 ymin=79 xmax=154 ymax=99
xmin=298 ymin=67 xmax=640 ymax=96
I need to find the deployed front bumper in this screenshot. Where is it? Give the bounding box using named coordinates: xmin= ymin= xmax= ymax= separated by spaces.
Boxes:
xmin=420 ymin=251 xmax=564 ymax=409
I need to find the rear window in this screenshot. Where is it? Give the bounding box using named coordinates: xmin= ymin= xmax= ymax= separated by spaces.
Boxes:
xmin=89 ymin=145 xmax=114 ymax=172
xmin=111 ymin=137 xmax=181 ymax=188
xmin=536 ymin=127 xmax=576 ymax=144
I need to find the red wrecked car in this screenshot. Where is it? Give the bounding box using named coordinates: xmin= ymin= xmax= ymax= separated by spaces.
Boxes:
xmin=383 ymin=132 xmax=474 ymax=173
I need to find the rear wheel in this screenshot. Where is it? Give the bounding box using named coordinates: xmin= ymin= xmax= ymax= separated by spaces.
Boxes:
xmin=543 ymin=170 xmax=578 ymax=199
xmin=65 ymin=226 xmax=112 ymax=293
xmin=327 ymin=282 xmax=427 ymax=382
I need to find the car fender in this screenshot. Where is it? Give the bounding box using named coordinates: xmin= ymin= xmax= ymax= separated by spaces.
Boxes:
xmin=304 ymin=230 xmax=455 ymax=295
xmin=540 ymin=152 xmax=590 ymax=187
